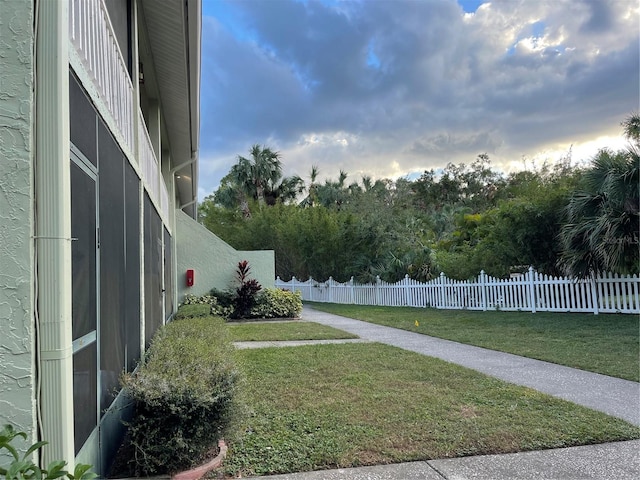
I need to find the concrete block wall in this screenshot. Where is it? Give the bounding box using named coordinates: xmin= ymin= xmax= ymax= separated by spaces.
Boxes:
xmin=175 ymin=210 xmax=275 ymax=302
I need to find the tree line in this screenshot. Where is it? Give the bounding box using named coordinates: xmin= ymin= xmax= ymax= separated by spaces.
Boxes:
xmin=199 ymin=114 xmax=639 ymax=282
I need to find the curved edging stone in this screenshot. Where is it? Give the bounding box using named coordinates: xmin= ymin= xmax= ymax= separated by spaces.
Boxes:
xmin=172 ymin=440 xmax=228 ymax=480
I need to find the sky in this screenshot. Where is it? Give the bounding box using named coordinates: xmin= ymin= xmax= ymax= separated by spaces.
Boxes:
xmin=198 ymin=0 xmax=639 ymax=199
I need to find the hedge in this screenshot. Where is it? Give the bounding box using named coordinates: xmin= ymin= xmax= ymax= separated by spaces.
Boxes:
xmin=120 ymin=316 xmax=244 ymax=475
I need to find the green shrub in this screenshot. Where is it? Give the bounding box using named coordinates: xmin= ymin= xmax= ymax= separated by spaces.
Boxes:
xmin=180 ymin=294 xmax=232 ymax=318
xmin=174 ymin=303 xmax=211 ymax=319
xmin=182 ymin=276 xmax=301 ymax=321
xmin=209 ymin=288 xmax=234 ymax=308
xmin=120 ymin=317 xmax=245 ymax=476
xmin=251 ymin=289 xmax=303 ymax=319
xmin=182 ymin=293 xmax=220 ymax=306
xmin=0 ymin=425 xmax=96 ymax=479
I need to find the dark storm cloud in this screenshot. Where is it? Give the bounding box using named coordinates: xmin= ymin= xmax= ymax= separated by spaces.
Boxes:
xmin=202 ymin=0 xmax=472 ymax=136
xmin=237 ymin=0 xmax=370 ymax=98
xmin=495 ymin=34 xmax=640 ymax=150
xmin=409 ymin=132 xmax=503 ymax=157
xmin=199 ymin=16 xmax=312 ymax=150
xmin=580 ymin=0 xmax=616 ymax=33
xmin=198 ymin=0 xmax=639 ymax=196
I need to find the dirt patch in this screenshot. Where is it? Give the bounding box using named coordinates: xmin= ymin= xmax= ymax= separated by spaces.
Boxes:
xmin=459 ymin=405 xmax=479 ymax=419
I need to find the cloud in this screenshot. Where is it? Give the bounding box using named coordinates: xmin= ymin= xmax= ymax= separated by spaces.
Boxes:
xmin=409 ymin=132 xmax=504 ymax=157
xmin=198 ymin=0 xmax=639 ymax=197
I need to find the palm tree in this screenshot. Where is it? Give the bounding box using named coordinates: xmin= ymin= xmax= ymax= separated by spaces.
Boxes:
xmin=235 ymin=144 xmax=283 ymax=206
xmin=337 ymin=169 xmax=348 ymax=187
xmin=315 ymin=170 xmax=352 ymax=209
xmin=215 ymin=144 xmax=305 ymax=216
xmin=622 ymin=112 xmax=640 ymax=142
xmin=559 ymin=114 xmax=640 ymax=277
xmin=265 ymin=175 xmax=305 ymax=205
xmin=361 ymin=175 xmax=373 ymax=192
xmin=300 ymin=165 xmax=320 ymax=207
xmin=213 ymin=172 xmax=252 ymax=217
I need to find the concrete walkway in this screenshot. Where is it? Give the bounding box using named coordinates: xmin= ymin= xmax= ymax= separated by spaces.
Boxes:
xmin=252 ymin=440 xmax=640 ymax=479
xmin=244 ymin=306 xmax=640 ymax=479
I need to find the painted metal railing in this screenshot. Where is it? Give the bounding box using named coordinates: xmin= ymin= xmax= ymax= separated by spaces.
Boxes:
xmin=160 ymin=177 xmax=170 ymax=221
xmin=70 ymin=0 xmax=171 ymax=222
xmin=138 ymin=111 xmax=170 ymax=221
xmin=69 ymin=0 xmax=134 ymax=153
xmin=276 ymin=267 xmax=640 ymax=315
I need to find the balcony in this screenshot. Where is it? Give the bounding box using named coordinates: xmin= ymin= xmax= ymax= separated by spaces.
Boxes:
xmin=69 ymin=0 xmax=170 ymax=222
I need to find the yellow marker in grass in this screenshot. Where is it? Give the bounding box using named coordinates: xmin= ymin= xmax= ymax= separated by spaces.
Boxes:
xmin=415 ymin=320 xmax=419 ymax=327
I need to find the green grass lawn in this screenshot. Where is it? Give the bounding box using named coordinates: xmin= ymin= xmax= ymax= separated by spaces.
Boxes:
xmin=305 ymin=303 xmax=640 ymax=382
xmin=224 ymin=343 xmax=640 ymax=477
xmin=227 ymin=321 xmax=358 ymax=342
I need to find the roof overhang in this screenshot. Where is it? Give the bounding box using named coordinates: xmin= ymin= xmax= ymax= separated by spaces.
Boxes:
xmin=140 ymin=0 xmax=201 ymax=218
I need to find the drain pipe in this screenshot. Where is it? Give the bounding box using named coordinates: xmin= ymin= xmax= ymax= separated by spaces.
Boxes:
xmin=179 ymin=197 xmax=197 ymax=209
xmin=171 ymin=153 xmax=198 ymax=215
xmin=169 ymin=153 xmax=197 ymax=177
xmin=179 ymin=196 xmax=198 ymax=213
xmin=35 ymin=0 xmax=74 ymax=467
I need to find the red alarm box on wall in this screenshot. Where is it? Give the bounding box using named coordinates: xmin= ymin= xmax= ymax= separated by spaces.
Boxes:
xmin=186 ymin=269 xmax=195 ymax=287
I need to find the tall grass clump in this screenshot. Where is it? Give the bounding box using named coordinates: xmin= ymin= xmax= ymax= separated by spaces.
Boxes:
xmin=120 ymin=316 xmax=244 ymax=476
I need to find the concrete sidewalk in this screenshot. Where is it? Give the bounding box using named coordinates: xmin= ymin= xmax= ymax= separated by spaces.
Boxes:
xmin=242 ymin=306 xmax=640 ymax=479
xmin=252 ymin=440 xmax=640 ymax=479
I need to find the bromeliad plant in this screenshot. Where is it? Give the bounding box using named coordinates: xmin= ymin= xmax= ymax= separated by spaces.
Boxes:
xmin=0 ymin=424 xmax=97 ymax=480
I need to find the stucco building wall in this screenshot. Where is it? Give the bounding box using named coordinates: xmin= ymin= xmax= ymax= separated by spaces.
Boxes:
xmin=175 ymin=210 xmax=275 ymax=300
xmin=0 ymin=0 xmax=36 ymax=441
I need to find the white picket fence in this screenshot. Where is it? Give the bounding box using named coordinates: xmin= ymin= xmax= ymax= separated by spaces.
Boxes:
xmin=275 ymin=267 xmax=640 ymax=315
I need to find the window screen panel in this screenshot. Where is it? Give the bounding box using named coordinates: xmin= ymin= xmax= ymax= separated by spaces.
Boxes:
xmin=124 ymin=162 xmax=140 ymax=371
xmin=73 ymin=343 xmax=97 ymax=455
xmin=98 ymin=121 xmax=126 ymax=414
xmin=69 ymin=73 xmax=97 ymax=166
xmin=71 ymin=162 xmax=97 ymax=340
xmin=144 ymin=193 xmax=163 ymax=345
xmin=164 ymin=228 xmax=173 ymax=320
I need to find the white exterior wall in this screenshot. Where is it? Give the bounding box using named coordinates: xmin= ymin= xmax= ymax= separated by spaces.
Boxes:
xmin=0 ymin=0 xmax=211 ymax=470
xmin=176 ymin=210 xmax=275 ymax=300
xmin=0 ymin=0 xmax=36 ymax=447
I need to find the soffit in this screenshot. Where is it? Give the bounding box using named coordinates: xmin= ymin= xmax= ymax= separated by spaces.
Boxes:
xmin=139 ymin=0 xmax=201 ymax=215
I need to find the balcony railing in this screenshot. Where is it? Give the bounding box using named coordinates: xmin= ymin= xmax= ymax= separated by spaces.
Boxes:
xmin=69 ymin=0 xmax=134 ymax=154
xmin=160 ymin=178 xmax=169 ymax=221
xmin=70 ymin=0 xmax=170 ymax=222
xmin=138 ymin=111 xmax=170 ymax=221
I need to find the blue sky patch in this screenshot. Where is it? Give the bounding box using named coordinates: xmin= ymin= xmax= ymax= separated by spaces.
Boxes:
xmin=366 ymin=40 xmax=381 ymax=69
xmin=457 ymin=0 xmax=486 ymax=13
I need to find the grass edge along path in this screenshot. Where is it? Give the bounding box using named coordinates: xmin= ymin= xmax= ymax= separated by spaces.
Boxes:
xmin=226 ymin=321 xmax=358 ymax=342
xmin=305 ymin=302 xmax=640 ymax=382
xmin=224 ymin=343 xmax=640 ymax=477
